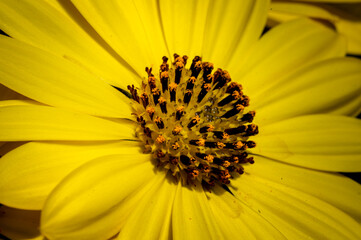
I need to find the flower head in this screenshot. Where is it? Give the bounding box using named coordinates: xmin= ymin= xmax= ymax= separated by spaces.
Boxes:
xmin=0 ymin=1 xmax=361 ymax=240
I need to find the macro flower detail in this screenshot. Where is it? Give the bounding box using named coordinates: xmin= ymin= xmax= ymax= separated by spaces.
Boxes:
xmin=0 ymin=1 xmax=361 ymax=240
xmin=131 ymin=54 xmax=257 ymax=187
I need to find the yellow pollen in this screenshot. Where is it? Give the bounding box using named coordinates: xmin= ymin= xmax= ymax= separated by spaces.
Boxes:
xmin=222 ymin=132 xmax=229 ymax=139
xmin=207 ymin=124 xmax=215 ymax=132
xmin=234 ymin=141 xmax=244 ymax=149
xmin=172 ymin=142 xmax=180 ymax=150
xmin=160 ymin=71 xmax=169 ymax=78
xmin=236 ymin=104 xmax=244 ymax=111
xmin=169 ymin=82 xmax=177 ymax=90
xmin=217 ymin=142 xmax=226 ymax=149
xmin=196 ymin=138 xmax=205 ymax=146
xmin=172 ymin=126 xmax=182 ymax=135
xmin=176 ymin=106 xmax=184 ymax=112
xmin=156 ymin=135 xmax=165 ymax=144
xmin=223 ymin=161 xmax=231 ymax=168
xmin=204 ymin=155 xmax=214 ymax=163
xmin=158 ymin=97 xmax=166 ymax=104
xmin=146 ymin=106 xmax=155 ymax=114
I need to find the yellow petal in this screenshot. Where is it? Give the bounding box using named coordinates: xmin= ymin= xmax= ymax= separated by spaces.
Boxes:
xmin=172 ymin=183 xmax=223 ymax=239
xmin=0 ymin=0 xmax=138 ymax=88
xmin=0 ymin=84 xmax=28 ymax=101
xmin=231 ymin=172 xmax=361 ymax=239
xmin=246 ymin=157 xmax=361 ymax=222
xmin=252 ymin=114 xmax=361 ymax=172
xmin=0 ymin=205 xmax=41 ymax=240
xmin=159 ymin=0 xmax=210 ymax=58
xmin=41 ymin=154 xmax=155 ymax=240
xmin=116 ymin=174 xmax=177 ymax=240
xmin=0 ymin=99 xmax=43 ymax=107
xmin=203 ymin=0 xmax=270 ymax=68
xmin=0 ymin=141 xmax=141 ymax=210
xmin=0 ymin=105 xmax=136 ymax=141
xmin=269 ymin=1 xmax=361 ymax=54
xmin=286 ymin=0 xmax=361 ymax=3
xmin=205 ymin=185 xmax=286 ymax=239
xmin=254 ymin=57 xmax=361 ymax=125
xmin=71 ymin=0 xmax=168 ymax=73
xmin=233 ymin=18 xmax=346 ymax=97
xmin=0 ymin=36 xmax=133 ymax=118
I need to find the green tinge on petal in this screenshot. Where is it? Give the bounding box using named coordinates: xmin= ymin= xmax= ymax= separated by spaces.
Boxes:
xmin=233 ymin=18 xmax=346 ymax=97
xmin=0 ymin=36 xmax=133 ymax=118
xmin=0 ymin=105 xmax=136 ymax=141
xmin=0 ymin=141 xmax=142 ymax=210
xmin=41 ymin=154 xmax=154 ymax=240
xmin=0 ymin=0 xmax=137 ymax=88
xmin=232 ymin=173 xmax=361 ymax=239
xmin=252 ymin=114 xmax=361 ymax=172
xmin=254 ymin=57 xmax=361 ymax=124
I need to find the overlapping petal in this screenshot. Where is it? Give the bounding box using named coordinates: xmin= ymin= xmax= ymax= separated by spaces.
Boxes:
xmin=0 ymin=36 xmax=133 ymax=118
xmin=252 ymin=114 xmax=361 ymax=172
xmin=268 ymin=1 xmax=361 ymax=54
xmin=231 ymin=18 xmax=346 ymax=97
xmin=253 ymin=57 xmax=361 ymax=124
xmin=71 ymin=0 xmax=168 ymax=75
xmin=41 ymin=154 xmax=156 ymax=240
xmin=231 ymin=171 xmax=361 ymax=239
xmin=0 ymin=205 xmax=41 ymax=240
xmin=0 ymin=141 xmax=141 ymax=210
xmin=0 ymin=105 xmax=136 ymax=141
xmin=0 ymin=0 xmax=138 ymax=88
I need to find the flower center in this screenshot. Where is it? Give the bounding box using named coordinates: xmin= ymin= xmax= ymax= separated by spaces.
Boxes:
xmin=128 ymin=54 xmax=258 ymax=188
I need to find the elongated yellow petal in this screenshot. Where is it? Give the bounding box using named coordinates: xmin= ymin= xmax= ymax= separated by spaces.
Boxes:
xmin=159 ymin=0 xmax=210 ymax=58
xmin=71 ymin=0 xmax=168 ymax=73
xmin=41 ymin=154 xmax=155 ymax=240
xmin=286 ymin=0 xmax=361 ymax=4
xmin=254 ymin=57 xmax=361 ymax=124
xmin=0 ymin=205 xmax=41 ymax=240
xmin=0 ymin=105 xmax=136 ymax=141
xmin=0 ymin=0 xmax=138 ymax=88
xmin=252 ymin=114 xmax=361 ymax=172
xmin=231 ymin=172 xmax=361 ymax=239
xmin=0 ymin=141 xmax=141 ymax=210
xmin=0 ymin=36 xmax=132 ymax=118
xmin=269 ymin=1 xmax=361 ymax=54
xmin=202 ymin=0 xmax=270 ymax=68
xmin=205 ymin=185 xmax=286 ymax=239
xmin=172 ymin=183 xmax=223 ymax=239
xmin=116 ymin=175 xmax=177 ymax=240
xmin=247 ymin=157 xmax=361 ymax=222
xmin=232 ymin=18 xmax=346 ymax=96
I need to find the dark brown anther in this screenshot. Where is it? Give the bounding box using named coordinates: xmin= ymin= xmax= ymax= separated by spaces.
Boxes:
xmin=160 ymin=56 xmax=169 ymax=72
xmin=225 ymin=125 xmax=247 ymax=135
xmin=246 ymin=141 xmax=256 ymax=148
xmin=127 ymin=85 xmax=140 ymax=102
xmin=190 ymin=56 xmax=202 ymax=78
xmin=144 ymin=127 xmax=152 ymax=138
xmin=169 ymin=82 xmax=177 ymax=102
xmin=184 ymin=89 xmax=193 ymax=104
xmin=187 ymin=116 xmax=200 ymax=129
xmin=202 ymin=62 xmax=214 ymax=80
xmin=246 ymin=157 xmax=255 ymax=164
xmin=214 ymin=69 xmax=231 ymax=90
xmin=158 ymin=97 xmax=167 ymax=114
xmin=180 ymin=155 xmax=191 ymax=166
xmin=218 ymin=170 xmax=231 ymax=184
xmin=176 ymin=106 xmax=184 ymax=120
xmin=173 ymin=54 xmax=185 ymax=84
xmin=245 ymin=124 xmax=259 ymax=136
xmin=157 ymin=150 xmax=165 ymax=158
xmin=213 ymin=131 xmax=224 ymax=139
xmin=140 ymin=93 xmax=149 ymax=108
xmin=199 ymin=124 xmax=214 ymax=133
xmin=154 ymin=116 xmax=164 ymax=129
xmin=160 ymin=71 xmax=169 ymax=93
xmin=221 ymin=106 xmax=242 ymax=119
xmin=197 ymin=83 xmax=211 ymax=103
xmin=186 ymin=76 xmax=196 ymax=90
xmin=170 ymin=156 xmax=179 ymax=165
xmin=152 ymin=88 xmax=160 ymax=105
xmin=146 ymin=106 xmax=155 ymax=120
xmin=226 ymin=82 xmax=242 ymax=94
xmin=241 ymin=111 xmax=256 ymax=123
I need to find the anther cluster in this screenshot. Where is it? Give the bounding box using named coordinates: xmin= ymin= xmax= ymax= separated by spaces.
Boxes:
xmin=129 ymin=54 xmax=258 ymax=187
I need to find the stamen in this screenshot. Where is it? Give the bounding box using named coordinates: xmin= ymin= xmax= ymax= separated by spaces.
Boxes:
xmin=129 ymin=54 xmax=258 ymax=188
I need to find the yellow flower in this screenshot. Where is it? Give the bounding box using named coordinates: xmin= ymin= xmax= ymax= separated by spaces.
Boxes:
xmin=0 ymin=0 xmax=361 ymax=239
xmin=268 ymin=0 xmax=361 ymax=54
